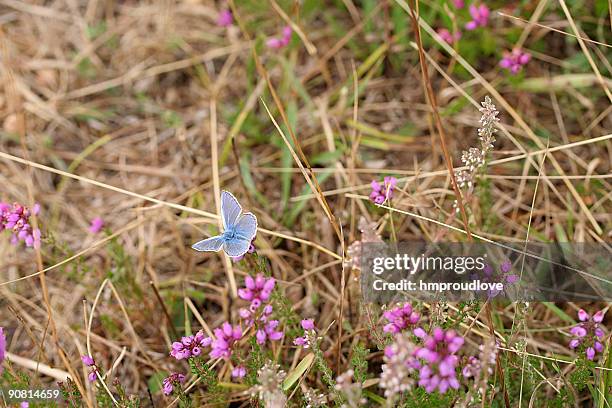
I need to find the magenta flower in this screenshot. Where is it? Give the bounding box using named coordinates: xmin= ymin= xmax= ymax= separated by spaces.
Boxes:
xmin=294 ymin=319 xmax=317 ymax=348
xmin=301 ymin=319 xmax=315 ymax=330
xmin=465 ymin=4 xmax=490 ymax=30
xmin=569 ymin=309 xmax=605 ymax=360
xmin=0 ymin=202 xmax=41 ymax=248
xmin=413 ymin=328 xmax=464 ymax=393
xmin=256 ymin=320 xmax=284 ymax=345
xmin=369 ymin=176 xmax=398 ymax=204
xmin=266 ymin=25 xmax=292 ymax=49
xmin=89 ymin=217 xmax=104 ymax=234
xmin=383 ymin=303 xmax=420 ymax=334
xmin=170 ymin=330 xmax=212 ymax=360
xmin=81 ymin=355 xmax=95 ymax=366
xmin=210 ymin=322 xmax=242 ymax=359
xmin=217 ymin=9 xmax=233 ymax=27
xmin=238 ymin=274 xmax=275 ymax=304
xmin=0 ymin=327 xmax=5 ymax=374
xmin=451 ymin=0 xmax=464 ymax=7
xmin=499 ymin=48 xmax=531 ymax=74
xmin=162 ymin=372 xmax=186 ymax=396
xmin=80 ymin=354 xmax=98 ymax=382
xmin=231 ymin=365 xmax=246 ymax=379
xmin=437 ymin=28 xmax=461 ymax=44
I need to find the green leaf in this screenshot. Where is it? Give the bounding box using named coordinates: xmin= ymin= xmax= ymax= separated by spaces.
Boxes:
xmin=282 ymin=353 xmax=314 ymax=391
xmin=542 ymin=302 xmax=576 ymax=324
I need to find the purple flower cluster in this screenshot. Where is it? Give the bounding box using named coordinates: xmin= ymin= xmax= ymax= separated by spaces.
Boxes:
xmin=413 ymin=328 xmax=464 ymax=393
xmin=0 ymin=202 xmax=41 ymax=248
xmin=81 ymin=355 xmax=98 ymax=382
xmin=162 ymin=372 xmax=186 ymax=396
xmin=210 ymin=322 xmax=243 ymax=359
xmin=499 ymin=48 xmax=531 ymax=74
xmin=569 ymin=309 xmax=605 ymax=360
xmin=294 ymin=319 xmax=316 ymax=349
xmin=217 ymin=9 xmax=233 ymax=27
xmin=232 ymin=365 xmax=246 ymax=379
xmin=465 ymin=4 xmax=490 ymax=30
xmin=369 ymin=176 xmax=397 ymax=204
xmin=238 ymin=274 xmax=275 ymax=307
xmin=267 ymin=26 xmax=292 ymax=49
xmin=437 ymin=28 xmax=461 ymax=44
xmin=383 ymin=303 xmax=420 ymax=334
xmin=238 ymin=274 xmax=282 ymax=346
xmin=255 ymin=318 xmax=283 ymax=346
xmin=169 ymin=324 xmax=242 ymax=365
xmin=89 ymin=217 xmax=104 ymax=234
xmin=170 ymin=330 xmax=212 ymax=360
xmin=476 ymin=260 xmax=518 ymax=298
xmin=435 ymin=2 xmax=490 ymax=50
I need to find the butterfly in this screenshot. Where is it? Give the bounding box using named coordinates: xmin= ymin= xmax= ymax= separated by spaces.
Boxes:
xmin=191 ymin=191 xmax=258 ymax=257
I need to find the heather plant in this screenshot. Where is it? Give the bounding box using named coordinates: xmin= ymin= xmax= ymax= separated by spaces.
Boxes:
xmin=0 ymin=202 xmax=41 ymax=248
xmin=1 ymin=1 xmax=610 ymax=407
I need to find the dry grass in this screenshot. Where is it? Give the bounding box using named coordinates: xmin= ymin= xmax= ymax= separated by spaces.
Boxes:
xmin=0 ymin=0 xmax=610 ymax=406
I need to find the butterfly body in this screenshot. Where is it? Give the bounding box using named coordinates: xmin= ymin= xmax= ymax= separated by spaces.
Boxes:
xmin=191 ymin=191 xmax=257 ymax=258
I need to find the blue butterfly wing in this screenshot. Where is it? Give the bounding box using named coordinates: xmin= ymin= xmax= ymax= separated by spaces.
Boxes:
xmin=223 ymin=238 xmax=252 ymax=257
xmin=222 ymin=213 xmax=257 ymax=257
xmin=192 ymin=235 xmax=225 ymax=252
xmin=234 ymin=212 xmax=257 ymax=241
xmin=221 ymin=191 xmax=242 ymax=230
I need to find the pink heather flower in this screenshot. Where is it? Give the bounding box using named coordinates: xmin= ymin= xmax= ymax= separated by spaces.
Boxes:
xmin=210 ymin=322 xmax=242 ymax=359
xmin=301 ymin=319 xmax=315 ymax=330
xmin=413 ymin=327 xmax=427 ymax=339
xmin=413 ymin=328 xmax=464 ymax=393
xmin=170 ymin=330 xmax=212 ymax=360
xmin=81 ymin=355 xmax=95 ymax=366
xmin=0 ymin=327 xmax=5 ymax=374
xmin=383 ymin=303 xmax=420 ymax=334
xmin=437 ymin=28 xmax=461 ymax=44
xmin=162 ymin=372 xmax=186 ymax=396
xmin=20 ymin=403 xmax=29 ymax=408
xmin=369 ymin=176 xmax=398 ymax=204
xmin=294 ymin=319 xmax=317 ymax=348
xmin=569 ymin=309 xmax=606 ymax=360
xmin=451 ymin=0 xmax=464 ymax=7
xmin=465 ymin=4 xmax=490 ymax=30
xmin=231 ymin=240 xmax=256 ymax=262
xmin=217 ymin=9 xmax=233 ymax=27
xmin=89 ymin=217 xmax=104 ymax=233
xmin=266 ymin=25 xmax=292 ymax=49
xmin=232 ymin=365 xmax=247 ymax=379
xmin=499 ymin=48 xmax=531 ymax=74
xmin=256 ymin=320 xmax=284 ymax=345
xmin=81 ymin=354 xmax=99 ymax=382
xmin=238 ymin=274 xmax=275 ymax=304
xmin=0 ymin=202 xmax=41 ymax=248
